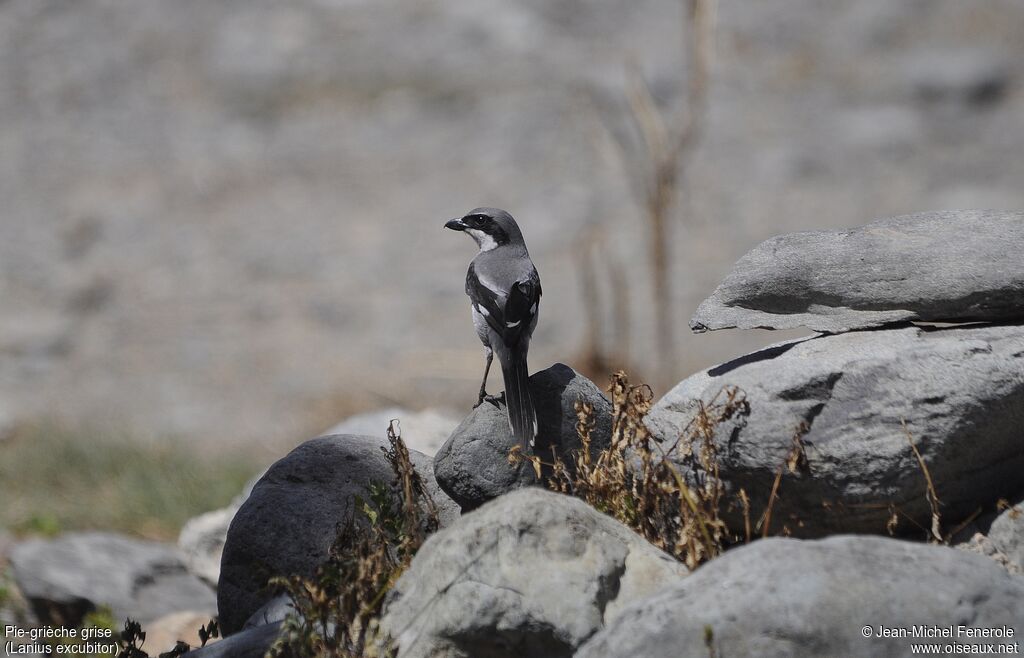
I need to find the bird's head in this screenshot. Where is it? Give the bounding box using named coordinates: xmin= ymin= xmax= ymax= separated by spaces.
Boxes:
xmin=445 ymin=207 xmax=524 ymax=251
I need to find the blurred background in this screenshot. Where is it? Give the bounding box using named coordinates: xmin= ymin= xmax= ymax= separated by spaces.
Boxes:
xmin=2 ymin=0 xmax=1023 ymax=539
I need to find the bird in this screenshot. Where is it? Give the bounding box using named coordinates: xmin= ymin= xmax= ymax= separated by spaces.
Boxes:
xmin=445 ymin=208 xmax=542 ymax=451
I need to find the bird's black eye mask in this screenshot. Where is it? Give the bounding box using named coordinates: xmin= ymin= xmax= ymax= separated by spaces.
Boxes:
xmin=463 ymin=214 xmax=510 ymax=245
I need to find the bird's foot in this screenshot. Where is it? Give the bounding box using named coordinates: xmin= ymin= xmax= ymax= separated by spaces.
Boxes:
xmin=474 ymin=392 xmax=504 ymax=408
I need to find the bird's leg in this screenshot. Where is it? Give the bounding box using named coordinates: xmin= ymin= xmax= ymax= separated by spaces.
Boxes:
xmin=475 ymin=348 xmax=494 ymax=407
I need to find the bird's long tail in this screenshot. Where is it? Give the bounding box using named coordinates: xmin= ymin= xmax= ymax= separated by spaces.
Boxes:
xmin=499 ymin=346 xmax=536 ymax=451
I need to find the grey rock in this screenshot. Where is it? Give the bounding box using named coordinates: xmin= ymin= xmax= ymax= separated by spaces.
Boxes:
xmin=0 ymin=547 xmax=36 ymax=629
xmin=433 ymin=363 xmax=613 ymax=511
xmin=181 ymin=622 xmax=283 ymax=658
xmin=901 ymin=48 xmax=1010 ymax=106
xmin=242 ymin=594 xmax=295 ymax=630
xmin=956 ymin=532 xmax=1023 ymax=577
xmin=9 ymin=532 xmax=215 ymax=626
xmin=379 ymin=488 xmax=688 ymax=658
xmin=577 ymin=535 xmax=1024 ymax=658
xmin=326 ymin=407 xmax=461 ymax=458
xmin=177 ymin=471 xmax=266 ymax=588
xmin=647 ymin=324 xmax=1024 ymax=537
xmin=690 ymin=210 xmax=1024 ymax=334
xmin=179 ymin=506 xmax=237 ymax=586
xmin=217 ymin=434 xmax=459 ymax=635
xmin=955 ymin=492 xmax=1024 ymax=575
xmin=182 ymin=595 xmax=294 ymax=658
xmin=988 ymin=498 xmax=1024 ymax=574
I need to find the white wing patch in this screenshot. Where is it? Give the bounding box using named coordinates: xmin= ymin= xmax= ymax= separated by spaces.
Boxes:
xmin=506 ymin=320 xmax=521 ymax=328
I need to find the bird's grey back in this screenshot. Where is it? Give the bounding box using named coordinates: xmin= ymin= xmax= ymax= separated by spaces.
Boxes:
xmin=471 ymin=245 xmax=537 ymax=291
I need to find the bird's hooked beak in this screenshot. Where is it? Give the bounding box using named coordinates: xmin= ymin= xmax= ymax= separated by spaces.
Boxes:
xmin=445 ymin=218 xmax=467 ymax=231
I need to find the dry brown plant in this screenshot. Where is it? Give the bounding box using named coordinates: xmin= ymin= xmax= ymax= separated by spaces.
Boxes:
xmin=513 ymin=371 xmax=746 ymax=570
xmin=270 ymin=422 xmax=436 ymax=658
xmin=902 ymin=419 xmax=943 ymax=543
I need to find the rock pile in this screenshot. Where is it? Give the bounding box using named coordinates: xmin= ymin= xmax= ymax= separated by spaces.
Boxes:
xmin=11 ymin=211 xmax=1022 ymax=658
xmin=210 ymin=211 xmax=1022 ymax=658
xmin=657 ymin=209 xmax=1024 ymax=538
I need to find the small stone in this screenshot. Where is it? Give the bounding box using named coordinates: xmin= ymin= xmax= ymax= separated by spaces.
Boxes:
xmin=433 ymin=363 xmax=613 ymax=511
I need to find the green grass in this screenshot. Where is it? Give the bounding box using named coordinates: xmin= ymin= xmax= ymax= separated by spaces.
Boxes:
xmin=0 ymin=422 xmax=263 ymax=540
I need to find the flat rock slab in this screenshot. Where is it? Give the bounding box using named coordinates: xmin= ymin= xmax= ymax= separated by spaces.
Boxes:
xmin=577 ymin=535 xmax=1024 ymax=658
xmin=380 ymin=488 xmax=688 ymax=658
xmin=217 ymin=433 xmax=459 ymax=635
xmin=433 ymin=363 xmax=613 ymax=511
xmin=691 ymin=210 xmax=1024 ymax=334
xmin=647 ymin=323 xmax=1024 ymax=537
xmin=10 ymin=532 xmax=215 ymax=626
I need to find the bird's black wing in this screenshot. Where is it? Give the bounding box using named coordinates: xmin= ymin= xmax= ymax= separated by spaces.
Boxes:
xmin=466 ymin=264 xmax=541 ymax=347
xmin=502 ymin=273 xmax=540 ymax=347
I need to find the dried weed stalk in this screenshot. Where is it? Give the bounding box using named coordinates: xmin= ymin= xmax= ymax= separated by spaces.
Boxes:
xmin=758 ymin=422 xmax=809 ymax=538
xmin=997 ymin=498 xmax=1022 ymax=520
xmin=270 ymin=422 xmax=436 ymax=658
xmin=902 ymin=419 xmax=943 ymax=543
xmin=514 ymin=371 xmax=746 ymax=570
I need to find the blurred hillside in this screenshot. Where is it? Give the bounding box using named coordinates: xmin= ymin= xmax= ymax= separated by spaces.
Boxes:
xmin=1 ymin=0 xmax=1022 ymax=449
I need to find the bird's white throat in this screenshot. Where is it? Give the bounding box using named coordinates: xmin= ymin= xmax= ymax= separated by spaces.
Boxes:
xmin=466 ymin=228 xmax=498 ymax=252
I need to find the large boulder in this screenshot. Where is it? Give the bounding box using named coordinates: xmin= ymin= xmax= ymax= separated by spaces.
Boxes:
xmin=690 ymin=210 xmax=1024 ymax=334
xmin=217 ymin=433 xmax=459 ymax=635
xmin=577 ymin=535 xmax=1024 ymax=658
xmin=647 ymin=323 xmax=1024 ymax=537
xmin=433 ymin=363 xmax=613 ymax=510
xmin=379 ymin=488 xmax=688 ymax=658
xmin=10 ymin=532 xmax=216 ymax=626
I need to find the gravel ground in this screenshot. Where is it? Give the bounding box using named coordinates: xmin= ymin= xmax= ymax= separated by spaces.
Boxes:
xmin=1 ymin=0 xmax=1022 ymax=448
